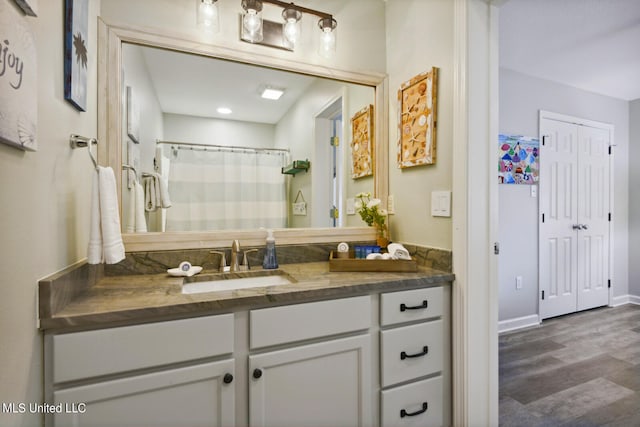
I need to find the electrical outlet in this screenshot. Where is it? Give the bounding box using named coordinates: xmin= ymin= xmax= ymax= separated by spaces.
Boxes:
xmin=516 ymin=276 xmax=523 ymax=290
xmin=387 ymin=195 xmax=395 ymax=214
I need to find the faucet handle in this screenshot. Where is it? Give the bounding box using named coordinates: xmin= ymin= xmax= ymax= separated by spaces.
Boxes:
xmin=241 ymin=249 xmax=259 ymax=270
xmin=209 ymin=251 xmax=227 ymax=272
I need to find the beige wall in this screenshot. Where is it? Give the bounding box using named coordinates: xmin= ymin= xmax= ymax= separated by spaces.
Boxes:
xmin=0 ymin=1 xmax=100 ymax=426
xmin=385 ymin=0 xmax=454 ymax=249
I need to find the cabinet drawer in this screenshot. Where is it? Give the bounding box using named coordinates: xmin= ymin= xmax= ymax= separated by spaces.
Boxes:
xmin=52 ymin=314 xmax=234 ymax=383
xmin=380 ymin=320 xmax=443 ymax=388
xmin=250 ymin=296 xmax=370 ymax=349
xmin=381 ymin=287 xmax=443 ymax=327
xmin=381 ymin=376 xmax=443 ymax=427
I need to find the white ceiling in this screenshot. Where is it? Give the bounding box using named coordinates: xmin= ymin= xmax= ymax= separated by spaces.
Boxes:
xmin=140 ymin=45 xmax=318 ymax=124
xmin=499 ymin=0 xmax=640 ymax=101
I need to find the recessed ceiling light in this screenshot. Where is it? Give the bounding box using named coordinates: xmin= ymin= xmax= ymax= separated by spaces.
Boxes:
xmin=217 ymin=107 xmax=232 ymax=114
xmin=261 ymin=87 xmax=285 ymax=100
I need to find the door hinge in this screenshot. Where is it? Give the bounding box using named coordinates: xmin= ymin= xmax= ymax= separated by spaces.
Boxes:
xmin=608 ymin=279 xmax=611 ymax=289
xmin=608 ymin=146 xmax=612 ymax=155
xmin=494 ymin=242 xmax=500 ymax=255
xmin=329 ymin=207 xmax=339 ymax=219
xmin=608 ymin=212 xmax=612 ymax=222
xmin=541 ymin=290 xmax=545 ymax=300
xmin=542 ymin=213 xmax=545 ymax=223
xmin=330 ymin=136 xmax=339 ymax=147
xmin=542 ymin=135 xmax=547 ymax=146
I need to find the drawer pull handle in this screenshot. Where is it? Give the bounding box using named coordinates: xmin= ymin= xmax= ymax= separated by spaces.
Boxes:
xmin=400 ymin=402 xmax=428 ymax=418
xmin=400 ymin=300 xmax=428 ymax=312
xmin=223 ymin=373 xmax=234 ymax=384
xmin=400 ymin=346 xmax=429 ymax=360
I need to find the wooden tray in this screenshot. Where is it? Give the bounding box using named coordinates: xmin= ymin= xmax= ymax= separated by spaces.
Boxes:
xmin=328 ymin=251 xmax=417 ymax=272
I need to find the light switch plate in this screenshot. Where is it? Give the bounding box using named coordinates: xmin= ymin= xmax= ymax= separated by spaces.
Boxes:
xmin=530 ymin=185 xmax=537 ymax=198
xmin=431 ymin=191 xmax=451 ymax=217
xmin=346 ymin=198 xmax=355 ymax=215
xmin=387 ymin=195 xmax=395 ymax=214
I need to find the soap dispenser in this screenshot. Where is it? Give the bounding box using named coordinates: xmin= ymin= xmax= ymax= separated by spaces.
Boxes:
xmin=262 ymin=229 xmax=278 ymax=269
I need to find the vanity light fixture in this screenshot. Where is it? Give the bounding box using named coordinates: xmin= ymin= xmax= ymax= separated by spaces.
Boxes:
xmin=217 ymin=107 xmax=233 ymax=114
xmin=237 ymin=0 xmax=337 ymax=57
xmin=261 ymin=87 xmax=285 ymax=100
xmin=197 ymin=0 xmax=220 ymax=33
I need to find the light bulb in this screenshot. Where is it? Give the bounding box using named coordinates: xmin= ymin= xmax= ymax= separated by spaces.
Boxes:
xmin=243 ymin=10 xmax=262 ymax=34
xmin=318 ymin=18 xmax=337 ymax=58
xmin=197 ymin=0 xmax=219 ymax=33
xmin=284 ymin=19 xmax=300 ymax=44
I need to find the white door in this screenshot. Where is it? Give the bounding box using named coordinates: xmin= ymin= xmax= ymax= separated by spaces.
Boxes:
xmin=539 ymin=114 xmax=610 ymax=320
xmin=249 ymin=334 xmax=371 ymax=427
xmin=576 ymin=125 xmax=610 ymax=311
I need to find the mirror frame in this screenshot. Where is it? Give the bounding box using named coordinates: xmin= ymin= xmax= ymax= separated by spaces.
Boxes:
xmin=98 ymin=19 xmax=389 ymax=252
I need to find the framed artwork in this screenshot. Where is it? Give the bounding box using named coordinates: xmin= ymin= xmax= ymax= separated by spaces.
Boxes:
xmin=350 ymin=104 xmax=374 ymax=179
xmin=498 ymin=134 xmax=539 ymax=184
xmin=64 ymin=0 xmax=89 ymax=111
xmin=126 ymin=86 xmax=140 ymax=143
xmin=0 ymin=2 xmax=37 ymax=151
xmin=397 ymin=67 xmax=438 ymax=168
xmin=12 ymin=0 xmax=37 ymax=16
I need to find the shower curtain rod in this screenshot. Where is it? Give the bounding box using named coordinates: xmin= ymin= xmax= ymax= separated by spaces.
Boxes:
xmin=156 ymin=140 xmax=290 ymax=154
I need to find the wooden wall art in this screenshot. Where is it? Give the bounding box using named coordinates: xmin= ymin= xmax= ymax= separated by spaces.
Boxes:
xmin=350 ymin=104 xmax=374 ymax=179
xmin=397 ymin=67 xmax=438 ymax=168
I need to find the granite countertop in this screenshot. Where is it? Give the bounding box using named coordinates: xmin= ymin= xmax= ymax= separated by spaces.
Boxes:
xmin=39 ymin=262 xmax=454 ymax=332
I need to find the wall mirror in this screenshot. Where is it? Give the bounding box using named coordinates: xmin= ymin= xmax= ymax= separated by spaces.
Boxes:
xmin=98 ymin=20 xmax=388 ymax=251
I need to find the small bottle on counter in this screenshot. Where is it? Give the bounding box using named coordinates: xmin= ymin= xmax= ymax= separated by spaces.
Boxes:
xmin=262 ymin=229 xmax=278 ymax=269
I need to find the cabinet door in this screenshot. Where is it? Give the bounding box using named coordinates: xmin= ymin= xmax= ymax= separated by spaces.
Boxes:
xmin=249 ymin=335 xmax=371 ymax=427
xmin=51 ymin=359 xmax=234 ymax=427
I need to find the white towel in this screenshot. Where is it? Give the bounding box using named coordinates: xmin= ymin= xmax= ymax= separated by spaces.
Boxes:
xmin=144 ymin=176 xmax=157 ymax=211
xmin=134 ymin=180 xmax=147 ymax=232
xmin=155 ymin=172 xmax=172 ymax=208
xmin=125 ymin=177 xmax=135 ymax=234
xmin=88 ymin=166 xmax=125 ymax=264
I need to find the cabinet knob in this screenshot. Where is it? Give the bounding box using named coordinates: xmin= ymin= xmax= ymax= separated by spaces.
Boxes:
xmin=253 ymin=368 xmax=263 ymax=379
xmin=223 ymin=373 xmax=234 ymax=384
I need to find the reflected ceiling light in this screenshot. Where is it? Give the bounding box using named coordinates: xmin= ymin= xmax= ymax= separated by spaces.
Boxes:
xmin=241 ymin=0 xmax=264 ymax=43
xmin=196 ymin=0 xmax=220 ymax=33
xmin=261 ymin=87 xmax=285 ymax=100
xmin=217 ymin=107 xmax=233 ymax=114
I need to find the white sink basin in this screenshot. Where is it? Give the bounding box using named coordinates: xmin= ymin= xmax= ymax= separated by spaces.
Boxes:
xmin=182 ymin=270 xmax=295 ymax=294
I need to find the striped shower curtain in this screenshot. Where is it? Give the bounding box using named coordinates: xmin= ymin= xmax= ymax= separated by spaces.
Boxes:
xmin=165 ymin=147 xmax=288 ymax=231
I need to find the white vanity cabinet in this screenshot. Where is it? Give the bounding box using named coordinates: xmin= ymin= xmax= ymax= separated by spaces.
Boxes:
xmin=248 ymin=296 xmax=372 ymax=427
xmin=379 ymin=287 xmax=448 ymax=427
xmin=45 ymin=314 xmax=236 ymax=427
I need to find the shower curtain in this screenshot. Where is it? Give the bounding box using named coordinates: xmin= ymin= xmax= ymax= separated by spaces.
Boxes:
xmin=165 ymin=147 xmax=288 ymax=231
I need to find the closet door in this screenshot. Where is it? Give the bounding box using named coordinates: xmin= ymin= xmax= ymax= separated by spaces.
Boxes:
xmin=576 ymin=125 xmax=610 ymax=311
xmin=539 ymin=119 xmax=579 ymax=319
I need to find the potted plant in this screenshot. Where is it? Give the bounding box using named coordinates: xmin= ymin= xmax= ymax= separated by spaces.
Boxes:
xmin=355 ymin=192 xmax=389 ymax=248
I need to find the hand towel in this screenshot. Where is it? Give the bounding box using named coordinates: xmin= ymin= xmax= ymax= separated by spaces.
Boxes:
xmin=154 ymin=172 xmax=172 ymax=208
xmin=134 ymin=180 xmax=147 ymax=232
xmin=144 ymin=176 xmax=157 ymax=212
xmin=125 ymin=170 xmax=136 ymax=233
xmin=87 ymin=166 xmax=125 ymax=264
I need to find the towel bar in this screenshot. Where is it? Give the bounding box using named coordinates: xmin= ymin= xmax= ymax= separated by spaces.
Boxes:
xmin=70 ymin=134 xmax=98 ymax=169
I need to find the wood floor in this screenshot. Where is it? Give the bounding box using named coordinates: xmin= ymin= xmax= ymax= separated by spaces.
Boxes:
xmin=499 ymin=304 xmax=640 ymax=427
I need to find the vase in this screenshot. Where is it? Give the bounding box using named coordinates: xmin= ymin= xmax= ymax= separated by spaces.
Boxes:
xmin=376 ymin=225 xmax=390 ymax=248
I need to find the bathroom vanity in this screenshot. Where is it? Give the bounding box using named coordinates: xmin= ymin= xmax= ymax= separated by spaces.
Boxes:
xmin=40 ymin=260 xmax=452 ymax=427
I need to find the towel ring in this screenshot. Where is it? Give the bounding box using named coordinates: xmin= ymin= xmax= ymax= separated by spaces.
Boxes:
xmin=70 ymin=134 xmax=98 ymax=169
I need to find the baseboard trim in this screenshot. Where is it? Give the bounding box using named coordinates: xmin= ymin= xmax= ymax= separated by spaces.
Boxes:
xmin=498 ymin=314 xmax=540 ymax=334
xmin=612 ymin=294 xmax=640 ymax=306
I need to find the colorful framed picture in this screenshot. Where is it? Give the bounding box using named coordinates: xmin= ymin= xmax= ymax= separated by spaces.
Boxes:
xmin=498 ymin=134 xmax=539 ymax=184
xmin=350 ymin=104 xmax=374 ymax=179
xmin=397 ymin=67 xmax=438 ymax=168
xmin=64 ymin=0 xmax=89 ymax=111
xmin=0 ymin=2 xmax=37 ymax=151
xmin=12 ymin=0 xmax=37 ymax=16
